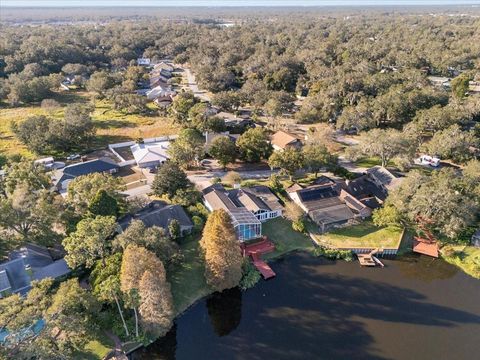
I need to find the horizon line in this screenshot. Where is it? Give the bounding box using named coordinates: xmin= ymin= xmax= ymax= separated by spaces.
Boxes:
xmin=3 ymin=4 xmax=480 ymax=8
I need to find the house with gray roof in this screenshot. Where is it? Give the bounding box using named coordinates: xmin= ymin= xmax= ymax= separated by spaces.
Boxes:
xmin=202 ymin=184 xmax=283 ymax=241
xmin=118 ymin=201 xmax=193 ymax=236
xmin=130 ymin=140 xmax=170 ymax=168
xmin=235 ymin=186 xmax=283 ymax=221
xmin=203 ymin=186 xmax=261 ymax=241
xmin=342 ymin=175 xmax=388 ymax=210
xmin=288 ymin=180 xmax=371 ymax=233
xmin=52 ymin=157 xmax=119 ymax=191
xmin=0 ymin=258 xmax=31 ymax=298
xmin=1 ymin=244 xmax=71 ymax=299
xmin=366 ymin=166 xmax=403 ymax=192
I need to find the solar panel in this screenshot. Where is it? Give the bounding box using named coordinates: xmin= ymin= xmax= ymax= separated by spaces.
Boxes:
xmin=299 ymin=186 xmax=337 ymax=202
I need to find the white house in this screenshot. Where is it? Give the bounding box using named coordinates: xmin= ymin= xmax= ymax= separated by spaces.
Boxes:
xmin=146 ymin=86 xmax=176 ymax=101
xmin=130 ymin=141 xmax=171 ymax=168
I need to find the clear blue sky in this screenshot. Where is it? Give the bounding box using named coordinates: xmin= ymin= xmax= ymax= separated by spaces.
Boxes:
xmin=3 ymin=1 xmax=480 ymax=7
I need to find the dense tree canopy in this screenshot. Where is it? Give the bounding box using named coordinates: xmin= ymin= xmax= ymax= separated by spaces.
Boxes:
xmin=236 ymin=128 xmax=273 ymax=163
xmin=63 ymin=215 xmax=117 ymax=268
xmin=11 ymin=104 xmax=95 ymax=154
xmin=152 ymin=162 xmax=191 ymax=198
xmin=380 ymin=169 xmax=479 ymax=239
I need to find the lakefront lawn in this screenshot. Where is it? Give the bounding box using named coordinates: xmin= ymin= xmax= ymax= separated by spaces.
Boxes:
xmin=441 ymin=245 xmax=480 ymax=279
xmin=312 ymin=222 xmax=403 ymax=249
xmin=168 ymin=237 xmax=210 ymax=314
xmin=262 ymin=217 xmax=315 ymax=259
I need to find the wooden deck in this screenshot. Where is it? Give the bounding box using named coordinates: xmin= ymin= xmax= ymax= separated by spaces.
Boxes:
xmin=412 ymin=216 xmax=439 ymax=258
xmin=413 ymin=239 xmax=439 ymax=258
xmin=241 ymin=237 xmax=276 ymax=279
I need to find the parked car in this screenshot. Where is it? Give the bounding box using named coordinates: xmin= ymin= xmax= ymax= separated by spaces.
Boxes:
xmin=417 ymin=155 xmax=441 ymax=167
xmin=66 ymin=154 xmax=80 ymax=161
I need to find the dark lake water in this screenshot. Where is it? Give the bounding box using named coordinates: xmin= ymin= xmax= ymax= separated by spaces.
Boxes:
xmin=134 ymin=253 xmax=480 ymax=360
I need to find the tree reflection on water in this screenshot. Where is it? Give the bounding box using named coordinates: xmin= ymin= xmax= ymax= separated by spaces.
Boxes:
xmin=206 ymin=287 xmax=242 ymax=337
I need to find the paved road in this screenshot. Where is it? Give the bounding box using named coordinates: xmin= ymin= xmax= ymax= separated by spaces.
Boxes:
xmin=184 ymin=68 xmax=211 ymax=102
xmin=188 ymin=169 xmax=277 ymax=190
xmin=334 ymin=132 xmax=360 ymax=146
xmin=121 ymin=169 xmax=277 ymax=197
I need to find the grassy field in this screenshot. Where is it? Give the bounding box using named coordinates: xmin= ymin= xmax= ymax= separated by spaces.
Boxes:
xmin=262 ymin=217 xmax=315 ymax=259
xmin=441 ymin=245 xmax=480 ymax=279
xmin=75 ymin=333 xmax=114 ymax=360
xmin=0 ymin=90 xmax=180 ymax=158
xmin=312 ymin=222 xmax=403 ymax=249
xmin=168 ymin=237 xmax=210 ymax=314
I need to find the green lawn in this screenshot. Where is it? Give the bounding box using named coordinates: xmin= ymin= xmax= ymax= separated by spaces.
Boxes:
xmin=75 ymin=332 xmax=114 ymax=360
xmin=168 ymin=237 xmax=210 ymax=314
xmin=354 ymin=157 xmax=383 ymax=168
xmin=441 ymin=245 xmax=480 ymax=279
xmin=262 ymin=217 xmax=315 ymax=259
xmin=312 ymin=222 xmax=403 ymax=249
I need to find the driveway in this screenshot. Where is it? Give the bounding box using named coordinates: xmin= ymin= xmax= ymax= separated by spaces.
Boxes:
xmin=337 ymin=156 xmax=369 ymax=173
xmin=334 ymin=132 xmax=360 ymax=146
xmin=121 ymin=184 xmax=152 ymax=198
xmin=184 ymin=68 xmax=211 ymax=102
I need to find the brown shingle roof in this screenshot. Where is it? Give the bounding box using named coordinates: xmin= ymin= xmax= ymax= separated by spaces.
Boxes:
xmin=204 ymin=189 xmax=237 ymax=211
xmin=271 ymin=130 xmax=301 ymax=149
xmin=242 ymin=186 xmax=284 ymax=212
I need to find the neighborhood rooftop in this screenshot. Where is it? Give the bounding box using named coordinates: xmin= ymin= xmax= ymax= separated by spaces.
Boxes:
xmin=0 ymin=244 xmax=71 ymax=298
xmin=131 ymin=141 xmax=170 ymax=168
xmin=271 ymin=130 xmax=302 ymax=150
xmin=202 ymin=184 xmax=285 ymax=241
xmin=366 ymin=166 xmax=403 ymax=190
xmin=118 ymin=200 xmax=193 ymax=233
xmin=53 ymin=157 xmax=119 ymax=190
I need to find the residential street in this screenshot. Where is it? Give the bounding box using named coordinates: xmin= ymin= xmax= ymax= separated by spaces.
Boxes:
xmin=188 ymin=169 xmax=278 ymax=190
xmin=183 ymin=67 xmax=211 ymax=102
xmin=121 ymin=169 xmax=277 ymax=197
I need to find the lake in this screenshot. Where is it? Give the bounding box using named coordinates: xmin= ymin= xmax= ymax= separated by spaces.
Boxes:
xmin=133 ymin=253 xmax=480 ymax=360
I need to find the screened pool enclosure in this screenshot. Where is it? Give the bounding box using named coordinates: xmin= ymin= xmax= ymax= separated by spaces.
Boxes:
xmin=230 ymin=209 xmax=262 ymax=241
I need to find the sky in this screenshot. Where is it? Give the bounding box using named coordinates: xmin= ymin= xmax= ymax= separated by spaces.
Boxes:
xmin=3 ymin=0 xmax=480 ymax=7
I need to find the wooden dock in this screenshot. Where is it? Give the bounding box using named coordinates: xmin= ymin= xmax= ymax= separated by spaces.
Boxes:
xmin=251 ymin=252 xmax=276 ymax=279
xmin=357 ymin=248 xmax=385 ymax=267
xmin=241 ymin=237 xmax=276 ymax=279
